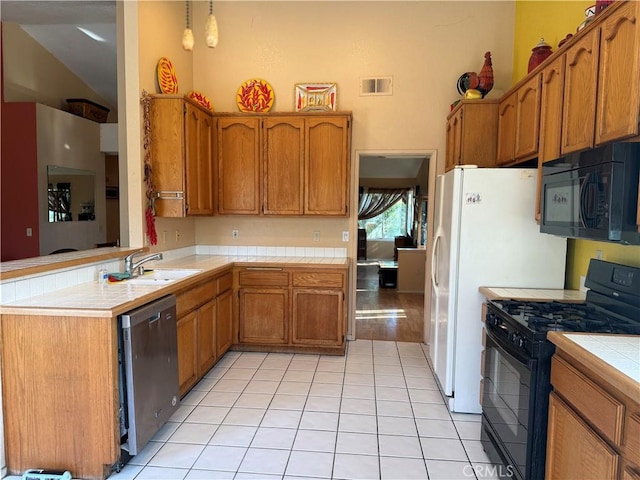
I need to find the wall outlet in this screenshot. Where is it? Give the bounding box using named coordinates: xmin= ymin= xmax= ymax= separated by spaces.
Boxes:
xmin=313 ymin=231 xmax=320 ymax=242
xmin=342 ymin=231 xmax=349 ymax=242
xmin=232 ymin=229 xmax=239 ymax=240
xmin=26 ymin=227 xmax=32 ymax=237
xmin=163 ymin=230 xmax=168 ymax=244
xmin=175 ymin=229 xmax=180 ymax=242
xmin=595 ymin=250 xmax=603 ymax=260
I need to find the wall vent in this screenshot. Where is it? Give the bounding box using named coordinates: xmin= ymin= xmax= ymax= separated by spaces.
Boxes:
xmin=360 ymin=76 xmax=393 ymax=96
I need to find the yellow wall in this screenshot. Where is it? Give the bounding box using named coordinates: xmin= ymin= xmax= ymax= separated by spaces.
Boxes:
xmin=512 ymin=1 xmax=591 ymax=84
xmin=513 ymin=0 xmax=640 ymax=288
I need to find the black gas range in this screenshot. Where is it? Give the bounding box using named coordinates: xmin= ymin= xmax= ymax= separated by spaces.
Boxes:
xmin=481 ymin=259 xmax=640 ymax=480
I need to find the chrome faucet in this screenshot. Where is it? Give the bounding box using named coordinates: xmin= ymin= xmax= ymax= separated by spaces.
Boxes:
xmin=124 ymin=250 xmax=163 ymax=276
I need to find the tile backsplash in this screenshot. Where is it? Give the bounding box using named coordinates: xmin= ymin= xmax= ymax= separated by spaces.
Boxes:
xmin=0 ymin=245 xmax=347 ymax=304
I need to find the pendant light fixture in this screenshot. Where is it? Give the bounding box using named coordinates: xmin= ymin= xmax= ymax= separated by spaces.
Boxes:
xmin=205 ymin=0 xmax=219 ymax=48
xmin=182 ymin=0 xmax=194 ymax=51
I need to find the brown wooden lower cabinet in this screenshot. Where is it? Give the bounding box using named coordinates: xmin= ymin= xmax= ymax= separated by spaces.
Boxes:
xmin=177 ymin=310 xmax=199 ymax=395
xmin=238 ymin=287 xmax=289 ymax=344
xmin=546 ymin=392 xmax=619 ymax=480
xmin=235 ymin=266 xmax=348 ymax=354
xmin=176 ymin=269 xmax=233 ymax=396
xmin=1 ymin=313 xmax=120 ymax=480
xmin=216 ymin=289 xmax=234 ymax=357
xmin=197 ymin=299 xmax=217 ymax=376
xmin=292 ymin=288 xmax=343 ymax=346
xmin=546 ymin=334 xmax=640 ymax=480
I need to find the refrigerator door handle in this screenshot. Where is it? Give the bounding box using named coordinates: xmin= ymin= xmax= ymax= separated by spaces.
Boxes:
xmin=431 ymin=234 xmax=441 ymax=288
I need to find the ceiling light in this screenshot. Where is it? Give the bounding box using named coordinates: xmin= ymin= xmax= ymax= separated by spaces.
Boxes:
xmin=205 ymin=0 xmax=218 ymax=48
xmin=182 ymin=0 xmax=194 ymax=51
xmin=77 ymin=26 xmax=106 ymax=43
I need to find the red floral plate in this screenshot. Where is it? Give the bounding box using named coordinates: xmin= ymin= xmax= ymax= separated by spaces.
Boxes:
xmin=187 ymin=90 xmax=213 ymax=111
xmin=236 ymin=78 xmax=274 ymax=112
xmin=157 ymin=57 xmax=178 ymax=94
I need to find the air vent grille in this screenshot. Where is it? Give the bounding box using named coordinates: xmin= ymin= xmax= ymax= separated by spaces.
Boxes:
xmin=360 ymin=76 xmax=393 ymax=96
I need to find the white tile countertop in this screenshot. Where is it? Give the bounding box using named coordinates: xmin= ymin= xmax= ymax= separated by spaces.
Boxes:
xmin=479 ymin=287 xmax=586 ymax=303
xmin=0 ymin=254 xmax=348 ymax=317
xmin=548 ymin=332 xmax=640 ymax=402
xmin=563 ymin=334 xmax=640 ymax=383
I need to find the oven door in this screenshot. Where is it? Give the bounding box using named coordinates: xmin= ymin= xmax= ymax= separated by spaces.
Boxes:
xmin=481 ymin=326 xmax=533 ymax=480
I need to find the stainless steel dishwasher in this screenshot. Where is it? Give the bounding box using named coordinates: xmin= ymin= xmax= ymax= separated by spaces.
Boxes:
xmin=118 ymin=294 xmax=180 ymax=456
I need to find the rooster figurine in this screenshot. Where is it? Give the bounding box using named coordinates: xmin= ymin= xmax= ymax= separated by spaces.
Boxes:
xmin=477 ymin=51 xmax=494 ymax=98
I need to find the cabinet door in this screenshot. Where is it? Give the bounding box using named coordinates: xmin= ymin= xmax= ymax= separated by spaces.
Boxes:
xmin=238 ymin=288 xmax=288 ymax=344
xmin=539 ymin=56 xmax=566 ymax=163
xmin=515 ymin=73 xmax=541 ymax=159
xmin=596 ymin=1 xmax=640 ymax=145
xmin=304 ymin=116 xmax=350 ymax=215
xmin=150 ymin=97 xmax=186 ymax=217
xmin=217 ymin=117 xmax=261 ymax=214
xmin=546 ymin=392 xmax=619 ymax=480
xmin=445 ymin=110 xmax=462 ymax=172
xmin=177 ymin=310 xmax=198 ymax=396
xmin=185 ymin=105 xmax=214 ymax=215
xmin=496 ymin=93 xmax=517 ymax=165
xmin=561 ymin=28 xmax=600 ymax=154
xmin=292 ymin=289 xmax=343 ymax=346
xmin=263 ymin=117 xmax=305 ymax=214
xmin=197 ymin=299 xmax=216 ymax=376
xmin=216 ymin=289 xmax=234 ymax=357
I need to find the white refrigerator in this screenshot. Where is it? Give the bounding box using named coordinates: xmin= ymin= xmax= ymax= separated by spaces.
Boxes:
xmin=429 ymin=166 xmax=567 ymax=414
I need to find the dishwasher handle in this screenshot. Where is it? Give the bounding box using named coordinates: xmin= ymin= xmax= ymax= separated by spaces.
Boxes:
xmin=120 ymin=294 xmax=176 ymax=329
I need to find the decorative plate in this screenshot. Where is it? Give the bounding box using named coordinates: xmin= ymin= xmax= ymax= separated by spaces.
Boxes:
xmin=236 ymin=78 xmax=274 ymax=112
xmin=295 ymin=83 xmax=337 ymax=112
xmin=157 ymin=57 xmax=178 ymax=94
xmin=187 ymin=90 xmax=213 ymax=111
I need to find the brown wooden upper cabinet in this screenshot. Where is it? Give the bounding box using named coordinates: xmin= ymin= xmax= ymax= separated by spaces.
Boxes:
xmin=538 ymin=55 xmax=566 ymax=164
xmin=497 ymin=74 xmax=541 ymax=165
xmin=216 ymin=117 xmax=262 ymax=215
xmin=305 ymin=116 xmax=350 ymax=216
xmin=561 ymin=2 xmax=640 ymax=153
xmin=445 ymin=100 xmax=498 ymax=171
xmin=149 ymin=95 xmax=215 ymax=217
xmin=595 ymin=1 xmax=640 ymax=145
xmin=216 ymin=112 xmax=351 ymax=216
xmin=561 ymin=27 xmax=600 ymax=155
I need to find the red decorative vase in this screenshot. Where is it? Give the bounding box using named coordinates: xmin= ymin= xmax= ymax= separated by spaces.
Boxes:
xmin=528 ymin=38 xmax=553 ymax=73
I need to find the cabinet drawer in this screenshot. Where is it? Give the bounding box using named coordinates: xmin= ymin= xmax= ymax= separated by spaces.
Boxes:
xmin=176 ymin=279 xmax=217 ymax=317
xmin=624 ymin=412 xmax=640 ymax=465
xmin=217 ymin=272 xmax=233 ymax=294
xmin=292 ymin=271 xmax=344 ymax=288
xmin=239 ymin=268 xmax=289 ymax=287
xmin=551 ymin=355 xmax=625 ymax=446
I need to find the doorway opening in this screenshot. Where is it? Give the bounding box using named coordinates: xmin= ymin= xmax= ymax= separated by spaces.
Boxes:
xmin=353 ymin=152 xmax=431 ymax=342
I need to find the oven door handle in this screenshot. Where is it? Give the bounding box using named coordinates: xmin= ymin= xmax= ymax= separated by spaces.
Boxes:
xmin=485 ymin=326 xmax=532 ymax=367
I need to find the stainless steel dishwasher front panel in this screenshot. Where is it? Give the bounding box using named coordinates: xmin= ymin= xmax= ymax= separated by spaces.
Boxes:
xmin=120 ymin=294 xmax=180 ymax=456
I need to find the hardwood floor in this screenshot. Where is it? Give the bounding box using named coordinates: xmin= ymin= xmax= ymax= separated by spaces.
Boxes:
xmin=355 ymin=263 xmax=425 ymax=342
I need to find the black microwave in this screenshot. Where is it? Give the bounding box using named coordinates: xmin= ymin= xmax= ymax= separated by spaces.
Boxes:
xmin=540 ymin=142 xmax=640 ymax=245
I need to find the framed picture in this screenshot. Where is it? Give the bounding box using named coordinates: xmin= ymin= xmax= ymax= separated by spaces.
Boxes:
xmin=295 ymin=83 xmax=337 ymax=112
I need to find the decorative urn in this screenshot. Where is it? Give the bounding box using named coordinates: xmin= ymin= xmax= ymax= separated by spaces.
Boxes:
xmin=528 ymin=38 xmax=553 ymax=73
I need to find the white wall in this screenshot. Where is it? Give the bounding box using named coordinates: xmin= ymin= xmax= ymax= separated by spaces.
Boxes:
xmin=36 ymin=104 xmax=106 ymax=255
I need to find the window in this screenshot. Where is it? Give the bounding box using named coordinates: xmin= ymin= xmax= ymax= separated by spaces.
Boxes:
xmin=359 ymin=191 xmax=413 ymax=240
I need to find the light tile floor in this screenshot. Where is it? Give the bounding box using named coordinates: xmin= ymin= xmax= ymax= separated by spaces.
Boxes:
xmin=7 ymin=340 xmax=500 ymax=480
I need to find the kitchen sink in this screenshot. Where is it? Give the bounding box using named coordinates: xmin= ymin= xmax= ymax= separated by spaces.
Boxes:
xmin=125 ymin=268 xmax=203 ymax=285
